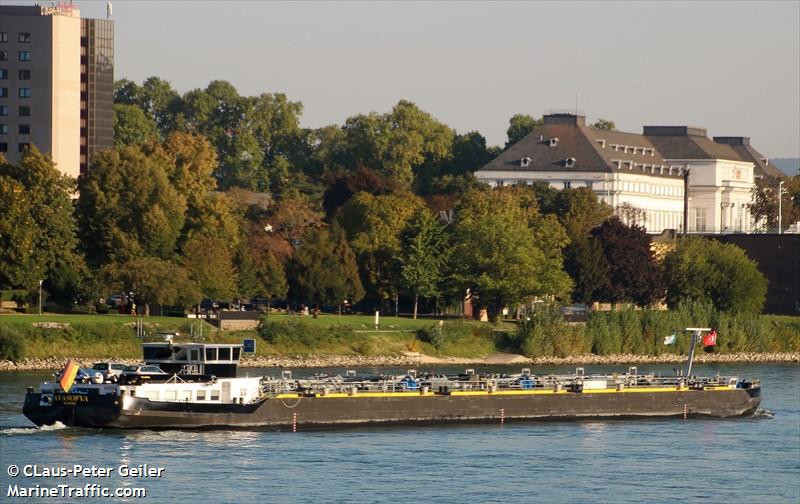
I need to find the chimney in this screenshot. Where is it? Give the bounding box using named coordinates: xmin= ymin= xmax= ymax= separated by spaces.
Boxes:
xmin=712 ymin=136 xmax=750 ymax=146
xmin=544 ymin=113 xmax=586 ymax=126
xmin=643 ymin=126 xmax=708 ymax=137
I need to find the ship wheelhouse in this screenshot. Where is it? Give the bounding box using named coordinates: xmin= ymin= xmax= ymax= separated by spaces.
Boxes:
xmin=142 ymin=341 xmax=243 ymax=378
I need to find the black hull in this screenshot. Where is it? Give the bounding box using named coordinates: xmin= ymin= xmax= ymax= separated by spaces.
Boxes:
xmin=24 ymin=386 xmax=761 ymax=430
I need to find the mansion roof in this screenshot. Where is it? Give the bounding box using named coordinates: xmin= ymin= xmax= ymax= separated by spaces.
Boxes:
xmin=480 ymin=114 xmax=682 ymax=179
xmin=712 ymin=137 xmax=784 ymax=178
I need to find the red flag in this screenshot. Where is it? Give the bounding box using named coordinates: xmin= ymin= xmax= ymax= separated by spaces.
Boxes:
xmin=703 ymin=330 xmax=717 ymax=347
xmin=59 ymin=360 xmax=79 ymax=392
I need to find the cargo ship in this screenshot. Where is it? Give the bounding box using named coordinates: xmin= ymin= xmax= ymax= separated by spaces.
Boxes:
xmin=23 ymin=329 xmax=761 ymax=430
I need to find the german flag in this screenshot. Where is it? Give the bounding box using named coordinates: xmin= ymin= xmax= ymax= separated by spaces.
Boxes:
xmin=59 ymin=360 xmax=79 ymax=393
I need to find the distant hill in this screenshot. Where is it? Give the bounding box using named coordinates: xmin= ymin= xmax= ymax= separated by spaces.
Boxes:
xmin=770 ymin=158 xmax=800 ymax=176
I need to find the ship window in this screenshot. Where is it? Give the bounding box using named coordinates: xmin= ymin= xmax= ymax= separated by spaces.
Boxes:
xmin=232 ymin=348 xmax=240 ymax=361
xmin=205 ymin=348 xmax=217 ymax=361
xmin=190 ymin=349 xmax=199 ymax=361
xmin=196 ymin=390 xmax=206 ymax=401
xmin=164 ymin=390 xmax=177 ymax=401
xmin=218 ymin=347 xmax=231 ymax=361
xmin=179 ymin=390 xmax=192 ymax=401
xmin=145 ymin=391 xmax=160 ymax=401
xmin=210 ymin=390 xmax=220 ymax=401
xmin=143 ymin=346 xmax=173 ymax=360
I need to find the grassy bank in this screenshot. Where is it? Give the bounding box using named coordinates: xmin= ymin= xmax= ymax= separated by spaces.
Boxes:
xmin=0 ymin=311 xmax=797 ymax=364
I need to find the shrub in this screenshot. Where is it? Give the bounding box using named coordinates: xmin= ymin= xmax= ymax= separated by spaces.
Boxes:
xmin=0 ymin=326 xmax=25 ymax=361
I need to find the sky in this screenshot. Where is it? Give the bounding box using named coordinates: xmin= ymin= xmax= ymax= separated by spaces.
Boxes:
xmin=53 ymin=1 xmax=800 ymax=156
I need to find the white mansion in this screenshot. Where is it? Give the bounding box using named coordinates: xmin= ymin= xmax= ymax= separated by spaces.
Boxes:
xmin=475 ymin=113 xmax=780 ymax=234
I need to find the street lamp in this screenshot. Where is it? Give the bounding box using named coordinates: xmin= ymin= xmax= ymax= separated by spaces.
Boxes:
xmin=38 ymin=279 xmax=43 ymax=315
xmin=778 ymin=179 xmax=784 ymax=234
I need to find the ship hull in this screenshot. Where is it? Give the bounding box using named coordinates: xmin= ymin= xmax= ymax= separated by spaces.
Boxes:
xmin=24 ymin=386 xmax=761 ymax=430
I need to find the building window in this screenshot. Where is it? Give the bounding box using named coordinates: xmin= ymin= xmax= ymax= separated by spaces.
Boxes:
xmin=18 ymin=69 xmax=30 ymax=80
xmin=18 ymin=142 xmax=30 ymax=153
xmin=0 ymin=143 xmax=7 ymax=153
xmin=0 ymin=106 xmax=7 ymax=116
xmin=0 ymin=51 xmax=6 ymax=61
xmin=0 ymin=88 xmax=6 ymax=98
xmin=18 ymin=33 xmax=31 ymax=43
xmin=19 ymin=88 xmax=31 ymax=98
xmin=0 ymin=69 xmax=6 ymax=79
xmin=563 ymin=181 xmax=572 ymax=189
xmin=19 ymin=51 xmax=31 ymax=62
xmin=0 ymin=33 xmax=7 ymax=43
xmin=18 ymin=106 xmax=30 ymax=116
xmin=18 ymin=124 xmax=30 ymax=135
xmin=695 ymin=208 xmax=706 ymax=232
xmin=0 ymin=124 xmax=7 ymax=134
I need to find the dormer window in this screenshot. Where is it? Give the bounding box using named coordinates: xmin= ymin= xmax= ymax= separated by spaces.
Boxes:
xmin=565 ymin=157 xmax=576 ymax=168
xmin=520 ymin=156 xmax=532 ymax=168
xmin=548 ymin=138 xmax=559 ymax=147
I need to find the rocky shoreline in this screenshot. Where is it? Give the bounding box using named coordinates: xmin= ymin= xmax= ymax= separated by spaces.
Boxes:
xmin=1 ymin=351 xmax=797 ymax=372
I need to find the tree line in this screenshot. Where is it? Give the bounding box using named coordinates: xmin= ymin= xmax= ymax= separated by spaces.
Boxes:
xmin=0 ymin=77 xmax=782 ymax=317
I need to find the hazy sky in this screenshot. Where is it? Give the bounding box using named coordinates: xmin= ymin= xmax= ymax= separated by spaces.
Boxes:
xmin=66 ymin=1 xmax=800 ymax=156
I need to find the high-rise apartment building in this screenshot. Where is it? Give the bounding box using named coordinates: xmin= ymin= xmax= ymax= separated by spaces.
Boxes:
xmin=0 ymin=4 xmax=113 ymax=179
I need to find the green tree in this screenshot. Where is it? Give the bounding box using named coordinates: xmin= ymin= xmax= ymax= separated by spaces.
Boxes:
xmin=182 ymin=235 xmax=238 ymax=301
xmin=564 ymin=237 xmax=611 ymax=304
xmin=453 ymin=187 xmax=572 ymax=317
xmin=0 ymin=148 xmax=84 ymax=295
xmin=591 ymin=218 xmax=661 ymax=306
xmin=238 ymin=250 xmax=288 ymax=302
xmin=505 ymin=114 xmax=542 ymax=148
xmin=590 ymin=118 xmax=617 ymax=131
xmin=287 ymin=226 xmax=364 ymax=308
xmin=399 ymin=209 xmax=450 ymax=319
xmin=99 ymin=257 xmax=200 ymax=309
xmin=750 ymin=175 xmax=800 ymax=232
xmin=76 ymin=145 xmax=186 ymax=266
xmin=341 ymin=100 xmax=455 ymax=187
xmin=114 ymin=103 xmax=158 ymax=146
xmin=663 ymin=237 xmax=767 ymax=314
xmin=337 ymin=191 xmax=426 ymax=306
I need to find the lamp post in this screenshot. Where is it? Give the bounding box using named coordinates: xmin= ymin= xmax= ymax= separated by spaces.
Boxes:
xmin=778 ymin=179 xmax=783 ymax=234
xmin=38 ymin=279 xmax=43 ymax=315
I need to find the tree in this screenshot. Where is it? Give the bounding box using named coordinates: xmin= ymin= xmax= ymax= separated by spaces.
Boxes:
xmin=399 ymin=210 xmax=450 ymax=319
xmin=238 ymin=250 xmax=288 ymax=302
xmin=337 ymin=191 xmax=427 ymax=306
xmin=114 ymin=104 xmax=158 ymax=146
xmin=564 ymin=237 xmax=611 ymax=304
xmin=552 ymin=187 xmax=614 ymax=241
xmin=591 ymin=217 xmax=661 ymax=306
xmin=0 ymin=148 xmax=84 ymax=293
xmin=453 ymin=187 xmax=572 ymax=317
xmin=99 ymin=257 xmax=200 ymax=308
xmin=590 ymin=119 xmax=617 ymax=131
xmin=182 ymin=235 xmax=238 ymax=301
xmin=663 ymin=237 xmax=767 ymax=314
xmin=340 ymin=100 xmax=455 ymax=187
xmin=287 ymin=226 xmax=364 ymax=308
xmin=505 ymin=114 xmax=542 ymax=148
xmin=76 ymin=145 xmax=186 ymax=267
xmin=750 ymin=175 xmax=800 ymax=232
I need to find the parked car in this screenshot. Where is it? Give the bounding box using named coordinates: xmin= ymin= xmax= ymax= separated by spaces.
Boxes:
xmin=119 ymin=365 xmax=168 ymax=385
xmin=91 ymin=362 xmax=128 ymax=381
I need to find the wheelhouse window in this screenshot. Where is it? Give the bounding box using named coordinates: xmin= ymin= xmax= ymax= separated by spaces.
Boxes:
xmin=218 ymin=347 xmax=231 ymax=361
xmin=232 ymin=348 xmax=241 ymax=361
xmin=205 ymin=348 xmax=217 ymax=361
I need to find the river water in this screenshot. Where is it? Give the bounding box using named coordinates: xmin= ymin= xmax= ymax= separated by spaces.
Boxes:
xmin=1 ymin=363 xmax=798 ymax=503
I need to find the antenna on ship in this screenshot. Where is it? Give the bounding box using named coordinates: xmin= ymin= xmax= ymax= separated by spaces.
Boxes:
xmin=684 ymin=327 xmax=711 ymax=377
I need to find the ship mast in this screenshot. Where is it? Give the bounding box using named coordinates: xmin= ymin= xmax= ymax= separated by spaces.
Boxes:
xmin=684 ymin=327 xmax=711 ymax=377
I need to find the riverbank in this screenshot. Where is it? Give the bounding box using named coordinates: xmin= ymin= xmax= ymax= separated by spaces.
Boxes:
xmin=1 ymin=351 xmax=797 ymax=372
